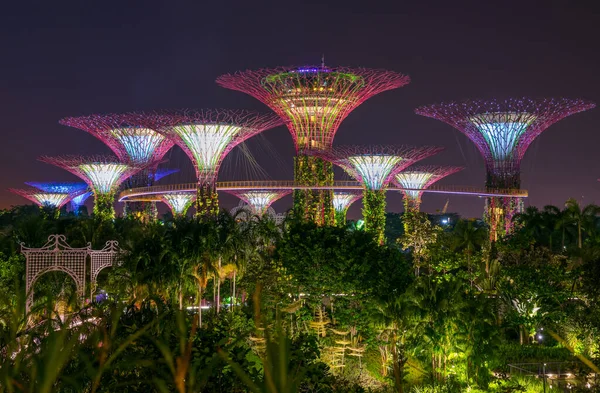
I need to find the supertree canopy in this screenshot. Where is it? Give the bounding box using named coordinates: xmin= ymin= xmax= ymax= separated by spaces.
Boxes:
xmin=332 ymin=191 xmax=362 ymax=226
xmin=415 ymin=97 xmax=595 ymax=239
xmin=59 ymin=113 xmax=174 ymax=165
xmin=312 ymin=145 xmax=443 ymax=244
xmin=395 ymin=166 xmax=463 ymax=212
xmin=9 ymin=188 xmax=73 ymax=210
xmin=226 ymin=189 xmax=291 ymax=217
xmin=145 ymin=110 xmax=283 ymax=218
xmin=38 ymin=155 xmax=141 ymax=221
xmin=25 ymin=181 xmax=91 ymax=214
xmin=217 ymin=65 xmax=409 ymax=226
xmin=161 ymin=192 xmax=196 ymax=217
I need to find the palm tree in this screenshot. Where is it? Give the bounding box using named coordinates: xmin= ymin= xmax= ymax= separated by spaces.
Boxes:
xmin=565 ymin=198 xmax=599 ymax=249
xmin=451 ymin=219 xmax=487 ymax=284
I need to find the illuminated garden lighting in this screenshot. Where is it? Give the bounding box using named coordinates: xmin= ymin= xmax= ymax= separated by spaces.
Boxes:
xmin=145 ymin=110 xmax=282 ymax=218
xmin=153 ymin=168 xmax=179 ymax=182
xmin=395 ymin=166 xmax=463 ymax=213
xmin=69 ymin=191 xmax=93 ymax=213
xmin=10 ymin=188 xmax=72 ymax=209
xmin=161 ymin=193 xmax=196 ymax=217
xmin=226 ymin=190 xmax=291 ymax=217
xmin=311 ymin=145 xmax=443 ymax=244
xmin=217 ymin=65 xmax=409 ymax=225
xmin=332 ymin=191 xmax=362 ymax=226
xmin=25 ymin=181 xmax=88 ymax=194
xmin=416 ymin=97 xmax=595 ymax=240
xmin=38 ymin=155 xmax=141 ymax=221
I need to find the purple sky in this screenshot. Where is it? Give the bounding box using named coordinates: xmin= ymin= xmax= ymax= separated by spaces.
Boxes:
xmin=1 ymin=1 xmax=598 ymax=218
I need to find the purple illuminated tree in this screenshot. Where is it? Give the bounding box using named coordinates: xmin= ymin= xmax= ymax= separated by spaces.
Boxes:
xmin=416 ymin=97 xmax=595 ymax=240
xmin=143 ymin=109 xmax=282 ymax=218
xmin=311 ymin=145 xmax=443 ymax=244
xmin=38 ymin=155 xmax=141 ymax=220
xmin=332 ymin=191 xmax=362 ymax=226
xmin=395 ymin=166 xmax=463 ymax=213
xmin=25 ymin=181 xmax=91 ymax=213
xmin=217 ymin=65 xmax=409 ymax=225
xmin=226 ymin=189 xmax=291 ymax=217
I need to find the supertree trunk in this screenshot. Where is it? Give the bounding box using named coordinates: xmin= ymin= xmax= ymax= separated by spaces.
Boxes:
xmin=335 ymin=209 xmax=348 ymax=227
xmin=363 ymin=188 xmax=386 ymax=245
xmin=293 ymin=155 xmax=334 ymax=225
xmin=196 ymin=182 xmax=219 ymax=219
xmin=94 ymin=192 xmax=116 ymax=221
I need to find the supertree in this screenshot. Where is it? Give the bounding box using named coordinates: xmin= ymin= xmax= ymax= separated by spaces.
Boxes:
xmin=143 ymin=109 xmax=282 ymax=218
xmin=38 ymin=155 xmax=141 ymax=221
xmin=9 ymin=188 xmax=73 ymax=211
xmin=312 ymin=145 xmax=443 ymax=244
xmin=25 ymin=181 xmax=91 ymax=213
xmin=59 ymin=113 xmax=175 ymax=219
xmin=161 ymin=192 xmax=196 ymax=218
xmin=226 ymin=189 xmax=291 ymax=217
xmin=415 ymin=97 xmax=595 ymax=240
xmin=217 ymin=65 xmax=409 ymax=225
xmin=332 ymin=191 xmax=362 ymax=226
xmin=395 ymin=166 xmax=463 ymax=213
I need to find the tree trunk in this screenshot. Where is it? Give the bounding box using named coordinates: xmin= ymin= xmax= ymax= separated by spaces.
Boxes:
xmin=578 ymin=222 xmax=582 ymax=248
xmin=178 ymin=286 xmax=183 ymax=310
xmin=217 ymin=257 xmax=221 ymax=313
xmin=232 ymin=270 xmax=236 ymax=311
xmin=197 ymin=284 xmax=203 ymax=326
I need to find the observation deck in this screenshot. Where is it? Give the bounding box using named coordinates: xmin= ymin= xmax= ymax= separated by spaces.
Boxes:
xmin=118 ymin=180 xmax=528 ymax=202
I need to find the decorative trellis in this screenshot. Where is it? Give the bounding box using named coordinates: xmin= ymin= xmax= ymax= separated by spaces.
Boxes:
xmin=21 ymin=235 xmax=120 ymax=312
xmin=90 ymin=240 xmax=119 ymax=296
xmin=22 ymin=235 xmax=90 ymax=313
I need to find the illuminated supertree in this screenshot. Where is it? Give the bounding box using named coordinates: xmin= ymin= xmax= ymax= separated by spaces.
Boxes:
xmin=60 ymin=113 xmax=175 ymax=220
xmin=144 ymin=110 xmax=282 ymax=218
xmin=25 ymin=181 xmax=91 ymax=214
xmin=332 ymin=191 xmax=362 ymax=226
xmin=395 ymin=166 xmax=463 ymax=213
xmin=415 ymin=97 xmax=595 ymax=240
xmin=226 ymin=189 xmax=291 ymax=217
xmin=161 ymin=192 xmax=196 ymax=218
xmin=217 ymin=65 xmax=409 ymax=225
xmin=9 ymin=188 xmax=73 ymax=210
xmin=312 ymin=145 xmax=443 ymax=244
xmin=38 ymin=155 xmax=141 ymax=221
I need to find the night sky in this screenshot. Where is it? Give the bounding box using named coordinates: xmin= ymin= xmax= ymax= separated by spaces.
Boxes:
xmin=1 ymin=1 xmax=599 ymax=219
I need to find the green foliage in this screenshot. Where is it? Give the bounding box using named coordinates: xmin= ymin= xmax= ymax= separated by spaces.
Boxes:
xmin=363 ymin=189 xmax=386 ymax=245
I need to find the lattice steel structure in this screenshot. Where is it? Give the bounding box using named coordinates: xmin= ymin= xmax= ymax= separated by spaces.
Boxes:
xmin=312 ymin=145 xmax=443 ymax=244
xmin=415 ymin=97 xmax=595 ymax=239
xmin=10 ymin=188 xmax=72 ymax=210
xmin=89 ymin=240 xmax=120 ymax=297
xmin=332 ymin=191 xmax=362 ymax=226
xmin=25 ymin=182 xmax=91 ymax=213
xmin=21 ymin=235 xmax=90 ymax=313
xmin=217 ymin=65 xmax=409 ymax=225
xmin=143 ymin=109 xmax=282 ymax=218
xmin=395 ymin=166 xmax=463 ymax=213
xmin=39 ymin=155 xmax=140 ymax=221
xmin=226 ymin=189 xmax=291 ymax=217
xmin=161 ymin=192 xmax=196 ymax=217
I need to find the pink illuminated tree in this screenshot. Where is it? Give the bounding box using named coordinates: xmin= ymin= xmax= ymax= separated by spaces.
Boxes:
xmin=226 ymin=189 xmax=291 ymax=218
xmin=416 ymin=97 xmax=595 ymax=239
xmin=395 ymin=166 xmax=463 ymax=212
xmin=38 ymin=155 xmax=141 ymax=220
xmin=143 ymin=110 xmax=282 ymax=218
xmin=217 ymin=65 xmax=409 ymax=225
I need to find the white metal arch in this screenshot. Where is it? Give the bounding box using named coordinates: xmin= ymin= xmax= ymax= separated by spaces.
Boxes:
xmin=90 ymin=240 xmax=120 ymax=296
xmin=21 ymin=235 xmax=90 ymax=313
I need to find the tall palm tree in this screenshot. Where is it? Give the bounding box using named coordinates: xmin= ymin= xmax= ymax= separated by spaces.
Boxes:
xmin=452 ymin=219 xmax=487 ymax=284
xmin=565 ymin=198 xmax=599 ymax=249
